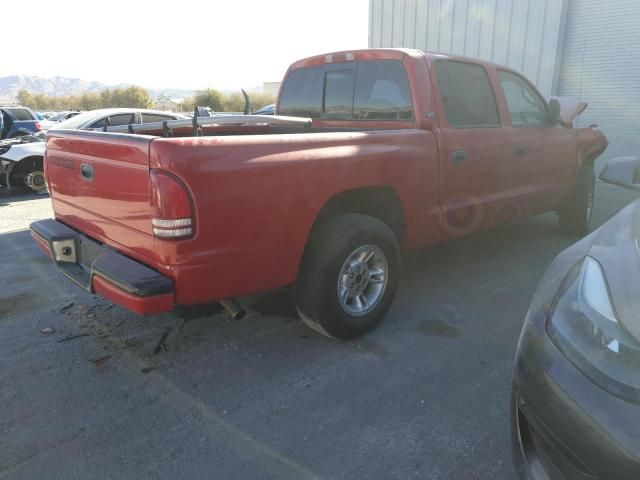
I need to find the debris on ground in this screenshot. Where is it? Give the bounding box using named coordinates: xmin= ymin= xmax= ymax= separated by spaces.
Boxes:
xmin=153 ymin=327 xmax=172 ymax=355
xmin=40 ymin=327 xmax=55 ymax=334
xmin=141 ymin=367 xmax=155 ymax=374
xmin=59 ymin=302 xmax=74 ymax=313
xmin=57 ymin=333 xmax=90 ymax=343
xmin=89 ymin=355 xmax=112 ymax=366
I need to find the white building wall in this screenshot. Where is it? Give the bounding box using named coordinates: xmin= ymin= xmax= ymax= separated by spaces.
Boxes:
xmin=558 ymin=0 xmax=640 ymax=165
xmin=369 ymin=0 xmax=569 ymax=97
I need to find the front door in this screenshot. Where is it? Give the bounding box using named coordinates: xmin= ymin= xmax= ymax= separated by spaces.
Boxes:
xmin=497 ymin=70 xmax=577 ymax=216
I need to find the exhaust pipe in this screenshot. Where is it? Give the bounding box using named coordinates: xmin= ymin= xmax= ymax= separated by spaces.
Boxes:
xmin=219 ymin=299 xmax=246 ymax=321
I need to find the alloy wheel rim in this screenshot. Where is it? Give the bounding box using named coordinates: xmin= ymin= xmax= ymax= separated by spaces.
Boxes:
xmin=337 ymin=245 xmax=388 ymax=316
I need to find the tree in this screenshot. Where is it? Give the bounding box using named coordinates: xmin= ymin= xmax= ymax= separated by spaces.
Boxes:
xmin=16 ymin=89 xmax=35 ymax=108
xmin=248 ymin=92 xmax=277 ymax=111
xmin=220 ymin=92 xmax=245 ymax=112
xmin=80 ymin=92 xmax=101 ymax=110
xmin=194 ymin=88 xmax=223 ymax=111
xmin=109 ymin=86 xmax=153 ymax=108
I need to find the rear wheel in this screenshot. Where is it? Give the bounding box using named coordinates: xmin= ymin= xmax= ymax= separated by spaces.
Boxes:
xmin=558 ymin=165 xmax=594 ymax=236
xmin=294 ymin=213 xmax=400 ymax=339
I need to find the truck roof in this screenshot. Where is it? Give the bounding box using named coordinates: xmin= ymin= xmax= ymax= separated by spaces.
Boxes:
xmin=287 ymin=48 xmax=512 ymax=73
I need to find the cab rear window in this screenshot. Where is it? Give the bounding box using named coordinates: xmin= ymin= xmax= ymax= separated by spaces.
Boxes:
xmin=279 ymin=60 xmax=413 ymax=121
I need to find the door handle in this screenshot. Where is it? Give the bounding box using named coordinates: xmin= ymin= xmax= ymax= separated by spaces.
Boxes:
xmin=514 ymin=146 xmax=527 ymax=157
xmin=451 ymin=150 xmax=466 ymax=165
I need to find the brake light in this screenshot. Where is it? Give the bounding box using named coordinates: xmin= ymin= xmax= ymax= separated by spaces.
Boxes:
xmin=35 ymin=122 xmax=42 ymax=131
xmin=149 ymin=170 xmax=194 ymax=239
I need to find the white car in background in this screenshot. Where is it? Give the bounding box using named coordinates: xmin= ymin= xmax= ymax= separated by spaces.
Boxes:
xmin=0 ymin=108 xmax=186 ymax=193
xmin=39 ymin=111 xmax=84 ymax=130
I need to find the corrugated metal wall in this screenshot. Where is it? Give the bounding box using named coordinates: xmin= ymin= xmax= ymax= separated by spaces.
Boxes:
xmin=369 ymin=0 xmax=569 ymax=97
xmin=558 ymin=0 xmax=640 ymax=166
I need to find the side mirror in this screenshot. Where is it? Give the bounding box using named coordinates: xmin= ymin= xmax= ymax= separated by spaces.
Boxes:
xmin=547 ymin=98 xmax=561 ymax=125
xmin=599 ymin=156 xmax=640 ymax=192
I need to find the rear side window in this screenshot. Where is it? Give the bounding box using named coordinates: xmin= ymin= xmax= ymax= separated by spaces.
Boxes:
xmin=6 ymin=108 xmax=35 ymax=121
xmin=353 ymin=60 xmax=413 ymax=120
xmin=498 ymin=71 xmax=548 ymax=127
xmin=435 ymin=60 xmax=500 ymax=128
xmin=91 ymin=113 xmax=136 ymax=128
xmin=141 ymin=113 xmax=177 ymax=123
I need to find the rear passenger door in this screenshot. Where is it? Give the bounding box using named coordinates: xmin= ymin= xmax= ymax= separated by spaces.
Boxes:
xmin=433 ymin=60 xmax=511 ymax=235
xmin=497 ymin=70 xmax=577 ymax=214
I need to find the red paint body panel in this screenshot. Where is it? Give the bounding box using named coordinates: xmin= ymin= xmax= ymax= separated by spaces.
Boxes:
xmin=39 ymin=48 xmax=608 ymax=314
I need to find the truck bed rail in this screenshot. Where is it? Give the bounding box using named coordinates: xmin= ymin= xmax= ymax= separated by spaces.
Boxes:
xmin=103 ymin=114 xmax=312 ymax=137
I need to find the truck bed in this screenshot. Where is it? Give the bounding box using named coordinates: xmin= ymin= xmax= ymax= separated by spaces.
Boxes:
xmin=45 ymin=125 xmax=439 ymax=306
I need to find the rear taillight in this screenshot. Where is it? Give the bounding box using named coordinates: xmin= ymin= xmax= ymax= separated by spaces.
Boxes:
xmin=149 ymin=170 xmax=194 ymax=239
xmin=35 ymin=122 xmax=42 ymax=131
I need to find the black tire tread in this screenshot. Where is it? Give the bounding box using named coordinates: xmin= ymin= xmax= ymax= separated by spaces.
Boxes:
xmin=558 ymin=165 xmax=595 ymax=236
xmin=294 ymin=213 xmax=400 ymax=339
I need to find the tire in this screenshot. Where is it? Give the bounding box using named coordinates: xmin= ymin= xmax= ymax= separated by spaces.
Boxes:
xmin=294 ymin=213 xmax=401 ymax=339
xmin=558 ymin=165 xmax=595 ymax=236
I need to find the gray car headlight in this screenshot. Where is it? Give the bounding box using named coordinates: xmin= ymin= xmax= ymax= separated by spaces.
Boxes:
xmin=548 ymin=256 xmax=640 ymax=403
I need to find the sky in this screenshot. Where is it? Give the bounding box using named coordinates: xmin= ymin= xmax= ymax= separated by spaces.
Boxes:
xmin=2 ymin=0 xmax=369 ymax=91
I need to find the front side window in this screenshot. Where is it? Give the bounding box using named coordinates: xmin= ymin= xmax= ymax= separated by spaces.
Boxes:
xmin=435 ymin=60 xmax=500 ymax=128
xmin=498 ymin=70 xmax=548 ymax=127
xmin=353 ymin=60 xmax=413 ymax=120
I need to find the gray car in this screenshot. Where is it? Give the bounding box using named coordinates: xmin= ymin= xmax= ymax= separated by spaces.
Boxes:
xmin=512 ymin=156 xmax=640 ymax=479
xmin=52 ymin=108 xmax=187 ymax=131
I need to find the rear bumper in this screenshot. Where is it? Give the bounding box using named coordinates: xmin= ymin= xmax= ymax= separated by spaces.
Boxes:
xmin=30 ymin=219 xmax=174 ymax=315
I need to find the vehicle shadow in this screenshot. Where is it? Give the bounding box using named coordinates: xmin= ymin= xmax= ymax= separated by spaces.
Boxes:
xmin=0 ymin=189 xmax=49 ymax=206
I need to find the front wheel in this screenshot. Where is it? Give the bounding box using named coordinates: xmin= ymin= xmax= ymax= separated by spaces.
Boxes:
xmin=558 ymin=165 xmax=595 ymax=236
xmin=294 ymin=213 xmax=401 ymax=339
xmin=7 ymin=157 xmax=46 ymax=192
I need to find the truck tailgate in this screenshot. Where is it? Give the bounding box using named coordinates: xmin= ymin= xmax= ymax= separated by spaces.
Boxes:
xmin=45 ymin=130 xmax=156 ymax=263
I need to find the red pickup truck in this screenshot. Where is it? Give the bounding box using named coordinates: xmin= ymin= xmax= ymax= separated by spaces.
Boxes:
xmin=31 ymin=49 xmax=607 ymax=339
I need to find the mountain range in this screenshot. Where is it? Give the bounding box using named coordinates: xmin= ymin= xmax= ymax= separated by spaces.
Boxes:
xmin=0 ymin=75 xmax=196 ymax=101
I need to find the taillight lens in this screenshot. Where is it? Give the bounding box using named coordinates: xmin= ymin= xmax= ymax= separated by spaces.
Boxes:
xmin=149 ymin=170 xmax=194 ymax=239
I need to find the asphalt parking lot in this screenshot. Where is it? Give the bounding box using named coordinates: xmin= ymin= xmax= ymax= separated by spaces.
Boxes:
xmin=1 ymin=184 xmax=639 ymax=480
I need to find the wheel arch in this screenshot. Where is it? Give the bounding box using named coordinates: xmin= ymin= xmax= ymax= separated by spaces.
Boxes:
xmin=311 ymin=186 xmax=406 ymax=244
